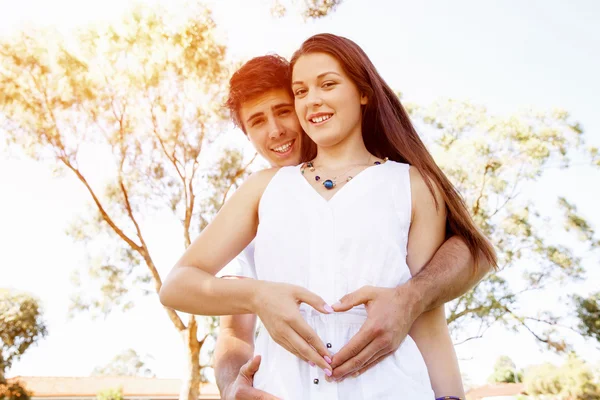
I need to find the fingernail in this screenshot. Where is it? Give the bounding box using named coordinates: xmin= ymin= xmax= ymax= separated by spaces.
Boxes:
xmin=324 ymin=356 xmax=332 ymax=364
xmin=353 ymin=372 xmax=360 ymax=377
xmin=332 ymin=302 xmax=342 ymax=308
xmin=324 ymin=368 xmax=332 ymax=377
xmin=309 ymin=361 xmax=315 ymax=367
xmin=324 ymin=304 xmax=334 ymax=313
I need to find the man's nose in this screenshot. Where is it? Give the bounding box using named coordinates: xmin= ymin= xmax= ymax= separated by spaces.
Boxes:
xmin=267 ymin=119 xmax=285 ymax=139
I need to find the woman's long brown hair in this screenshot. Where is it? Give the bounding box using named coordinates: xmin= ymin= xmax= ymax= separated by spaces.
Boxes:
xmin=291 ymin=33 xmax=497 ymax=270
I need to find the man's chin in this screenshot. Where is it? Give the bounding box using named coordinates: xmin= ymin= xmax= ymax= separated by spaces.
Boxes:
xmin=269 ymin=148 xmax=301 ymax=167
xmin=272 ymin=156 xmax=300 ymax=167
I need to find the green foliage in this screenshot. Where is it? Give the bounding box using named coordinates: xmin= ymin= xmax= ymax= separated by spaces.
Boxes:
xmin=92 ymin=349 xmax=154 ymax=377
xmin=0 ymin=381 xmax=31 ymax=400
xmin=0 ymin=2 xmax=253 ymax=397
xmin=488 ymin=356 xmax=523 ymax=384
xmin=96 ymin=387 xmax=123 ymax=400
xmin=0 ymin=2 xmax=245 ymax=315
xmin=408 ymin=99 xmax=599 ymax=350
xmin=573 ymin=292 xmax=600 ymax=344
xmin=270 ymin=0 xmax=344 ymax=19
xmin=0 ymin=290 xmax=47 ymax=382
xmin=524 ymin=353 xmax=600 ymax=399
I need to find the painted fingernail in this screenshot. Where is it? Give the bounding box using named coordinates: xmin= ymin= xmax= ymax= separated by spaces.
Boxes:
xmin=324 ymin=368 xmax=332 ymax=377
xmin=324 ymin=356 xmax=332 ymax=364
xmin=324 ymin=304 xmax=334 ymax=313
xmin=309 ymin=361 xmax=316 ymax=367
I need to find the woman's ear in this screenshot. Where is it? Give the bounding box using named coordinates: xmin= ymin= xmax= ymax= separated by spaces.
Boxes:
xmin=360 ymin=93 xmax=368 ymax=105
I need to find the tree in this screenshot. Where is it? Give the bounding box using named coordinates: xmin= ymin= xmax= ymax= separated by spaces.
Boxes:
xmin=96 ymin=387 xmax=123 ymax=400
xmin=0 ymin=380 xmax=31 ymax=400
xmin=0 ymin=3 xmax=250 ymax=399
xmin=488 ymin=355 xmax=523 ymax=384
xmin=524 ymin=353 xmax=600 ymax=399
xmin=573 ymin=292 xmax=600 ymax=344
xmin=0 ymin=290 xmax=45 ymax=399
xmin=270 ymin=0 xmax=344 ymax=19
xmin=0 ymin=289 xmax=47 ymax=383
xmin=92 ymin=349 xmax=154 ymax=377
xmin=406 ymin=99 xmax=600 ymax=350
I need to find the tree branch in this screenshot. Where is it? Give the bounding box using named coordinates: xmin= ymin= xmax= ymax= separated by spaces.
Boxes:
xmin=113 ymin=116 xmax=186 ymax=331
xmin=61 ymin=158 xmax=142 ymax=252
xmin=219 ymin=153 xmax=258 ymax=210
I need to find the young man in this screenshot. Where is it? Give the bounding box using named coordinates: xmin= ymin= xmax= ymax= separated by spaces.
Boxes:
xmin=214 ymin=55 xmax=493 ymax=400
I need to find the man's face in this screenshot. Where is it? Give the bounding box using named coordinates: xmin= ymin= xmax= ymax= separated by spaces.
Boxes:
xmin=239 ymin=89 xmax=303 ymax=167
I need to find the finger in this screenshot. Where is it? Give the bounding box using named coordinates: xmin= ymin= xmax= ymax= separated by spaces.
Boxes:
xmin=274 ymin=328 xmax=318 ymax=366
xmin=239 ymin=355 xmax=261 ymax=380
xmin=271 ymin=328 xmax=309 ymax=362
xmin=288 ymin=315 xmax=330 ymax=358
xmin=331 ymin=338 xmax=381 ymax=380
xmin=347 ymin=348 xmax=391 ymax=380
xmin=286 ymin=328 xmax=333 ymax=376
xmin=236 ymin=356 xmax=283 ymax=400
xmin=329 ymin=322 xmax=375 ymax=369
xmin=295 ymin=287 xmax=335 ymax=314
xmin=331 ymin=286 xmax=373 ymax=312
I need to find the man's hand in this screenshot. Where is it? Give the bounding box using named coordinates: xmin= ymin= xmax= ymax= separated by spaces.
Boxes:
xmin=221 ymin=355 xmax=281 ymax=400
xmin=253 ymin=281 xmax=334 ymax=376
xmin=329 ymin=284 xmax=422 ymax=380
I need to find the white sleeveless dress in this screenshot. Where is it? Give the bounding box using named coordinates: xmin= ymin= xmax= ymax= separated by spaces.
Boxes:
xmin=252 ymin=161 xmax=434 ymax=399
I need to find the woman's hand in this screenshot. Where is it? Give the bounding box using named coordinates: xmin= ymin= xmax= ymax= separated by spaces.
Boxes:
xmin=252 ymin=280 xmax=334 ymax=376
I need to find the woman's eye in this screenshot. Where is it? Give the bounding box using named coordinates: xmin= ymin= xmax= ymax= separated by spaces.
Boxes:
xmin=294 ymin=88 xmax=307 ymax=96
xmin=322 ymin=81 xmax=336 ymax=88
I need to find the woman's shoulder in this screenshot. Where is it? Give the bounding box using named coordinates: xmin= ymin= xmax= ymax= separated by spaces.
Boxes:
xmin=385 ymin=160 xmax=411 ymax=171
xmin=243 ymin=167 xmax=282 ymax=194
xmin=384 ymin=161 xmax=427 ymax=187
xmin=406 ymin=165 xmax=444 ymax=211
xmin=244 ymin=165 xmax=301 ymax=195
xmin=249 ymin=166 xmax=281 ymax=180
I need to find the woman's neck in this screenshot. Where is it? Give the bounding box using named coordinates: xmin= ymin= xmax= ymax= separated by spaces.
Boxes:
xmin=312 ymin=129 xmax=373 ymax=170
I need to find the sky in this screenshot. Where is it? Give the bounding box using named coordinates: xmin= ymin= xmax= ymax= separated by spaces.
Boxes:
xmin=1 ymin=0 xmax=599 ymax=388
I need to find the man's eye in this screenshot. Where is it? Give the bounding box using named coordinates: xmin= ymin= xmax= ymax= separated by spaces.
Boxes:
xmin=279 ymin=110 xmax=291 ymax=116
xmin=251 ymin=119 xmax=264 ymax=127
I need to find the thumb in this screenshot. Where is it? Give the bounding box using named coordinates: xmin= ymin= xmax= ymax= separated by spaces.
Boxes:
xmin=240 ymin=355 xmax=261 ymax=379
xmin=296 ymin=288 xmax=335 ymax=314
xmin=332 ymin=286 xmax=373 ymax=312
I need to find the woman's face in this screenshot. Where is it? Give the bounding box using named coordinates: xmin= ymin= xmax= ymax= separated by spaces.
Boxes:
xmin=291 ymin=52 xmax=367 ymax=150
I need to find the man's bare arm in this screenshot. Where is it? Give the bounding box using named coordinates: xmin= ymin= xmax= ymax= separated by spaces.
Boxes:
xmin=214 ymin=313 xmax=281 ymax=400
xmin=406 ymin=235 xmax=494 ymax=316
xmin=214 ymin=314 xmax=256 ymax=395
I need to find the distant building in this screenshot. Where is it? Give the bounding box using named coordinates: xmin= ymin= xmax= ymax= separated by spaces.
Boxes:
xmin=9 ymin=376 xmax=532 ymax=400
xmin=466 ymin=382 xmax=528 ymax=399
xmin=7 ymin=376 xmax=220 ymax=400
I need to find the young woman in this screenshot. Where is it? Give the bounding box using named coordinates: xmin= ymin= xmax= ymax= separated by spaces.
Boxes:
xmin=160 ymin=33 xmax=495 ymax=399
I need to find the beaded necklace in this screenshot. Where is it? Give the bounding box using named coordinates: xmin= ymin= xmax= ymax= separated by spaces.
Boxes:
xmin=301 ymin=156 xmax=389 ymax=190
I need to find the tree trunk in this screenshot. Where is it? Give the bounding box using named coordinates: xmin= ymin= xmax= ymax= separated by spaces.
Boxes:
xmin=179 ymin=315 xmax=201 ymax=400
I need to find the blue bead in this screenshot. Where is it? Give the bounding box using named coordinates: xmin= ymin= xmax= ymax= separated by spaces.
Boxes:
xmin=323 ymin=180 xmax=334 ymax=189
xmin=374 ymin=161 xmax=381 ymax=165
